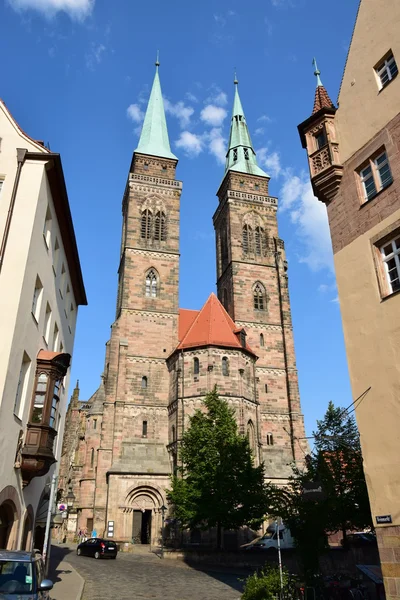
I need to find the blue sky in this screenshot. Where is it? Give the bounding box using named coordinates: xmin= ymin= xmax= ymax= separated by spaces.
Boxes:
xmin=1 ymin=0 xmax=360 ymax=437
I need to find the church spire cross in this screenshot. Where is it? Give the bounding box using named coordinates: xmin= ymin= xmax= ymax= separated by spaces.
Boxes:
xmin=224 ymin=77 xmax=269 ymax=179
xmin=135 ymin=60 xmax=177 ymax=161
xmin=312 ymin=57 xmax=323 ymax=87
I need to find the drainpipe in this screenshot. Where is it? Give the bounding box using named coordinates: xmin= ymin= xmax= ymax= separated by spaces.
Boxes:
xmin=274 ymin=237 xmax=296 ymax=461
xmin=0 ymin=149 xmax=27 ymax=274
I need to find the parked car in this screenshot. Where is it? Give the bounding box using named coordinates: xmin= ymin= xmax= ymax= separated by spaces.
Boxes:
xmin=76 ymin=538 xmax=118 ymax=559
xmin=341 ymin=533 xmax=377 ymax=547
xmin=0 ymin=550 xmax=53 ymax=599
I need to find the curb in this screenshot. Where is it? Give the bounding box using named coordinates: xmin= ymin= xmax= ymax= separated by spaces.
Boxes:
xmin=65 ymin=561 xmax=85 ymax=600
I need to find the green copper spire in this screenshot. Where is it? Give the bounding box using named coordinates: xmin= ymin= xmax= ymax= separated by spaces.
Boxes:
xmin=224 ymin=76 xmax=268 ymax=179
xmin=135 ymin=58 xmax=177 ymax=161
xmin=312 ymin=57 xmax=323 ymax=88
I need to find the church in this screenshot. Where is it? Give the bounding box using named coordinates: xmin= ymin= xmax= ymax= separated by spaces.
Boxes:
xmin=59 ymin=60 xmax=307 ymax=547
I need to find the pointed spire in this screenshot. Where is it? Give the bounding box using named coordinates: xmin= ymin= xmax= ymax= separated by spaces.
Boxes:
xmin=311 ymin=58 xmax=335 ymax=115
xmin=224 ymin=76 xmax=269 ymax=179
xmin=135 ymin=59 xmax=177 ymax=160
xmin=71 ymin=380 xmax=80 ymax=407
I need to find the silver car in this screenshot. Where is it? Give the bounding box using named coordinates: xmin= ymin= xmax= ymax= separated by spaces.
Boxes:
xmin=0 ymin=550 xmax=53 ymax=599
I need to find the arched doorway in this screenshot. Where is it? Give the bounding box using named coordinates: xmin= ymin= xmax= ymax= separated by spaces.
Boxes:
xmin=124 ymin=485 xmax=165 ymax=545
xmin=0 ymin=501 xmax=17 ymax=549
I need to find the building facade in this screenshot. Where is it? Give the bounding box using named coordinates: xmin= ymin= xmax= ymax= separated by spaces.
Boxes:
xmin=298 ymin=1 xmax=400 ymax=597
xmin=59 ymin=63 xmax=307 ymax=547
xmin=0 ymin=99 xmax=86 ymax=551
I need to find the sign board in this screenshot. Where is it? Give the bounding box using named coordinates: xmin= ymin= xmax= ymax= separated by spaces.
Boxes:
xmin=302 ymin=482 xmax=326 ymax=501
xmin=376 ymin=515 xmax=392 ymax=524
xmin=58 ymin=503 xmax=66 ymax=512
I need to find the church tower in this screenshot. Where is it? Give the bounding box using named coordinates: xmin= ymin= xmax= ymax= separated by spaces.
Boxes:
xmin=213 ymin=78 xmax=307 ymax=480
xmin=92 ymin=60 xmax=182 ymax=540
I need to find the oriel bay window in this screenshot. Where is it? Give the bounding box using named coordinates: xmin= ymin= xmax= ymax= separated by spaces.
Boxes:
xmin=20 ymin=351 xmax=70 ymax=487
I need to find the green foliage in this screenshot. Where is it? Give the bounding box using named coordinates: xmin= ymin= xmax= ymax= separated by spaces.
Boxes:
xmin=167 ymin=388 xmax=268 ymax=545
xmin=241 ymin=566 xmax=292 ymax=600
xmin=268 ymin=401 xmax=372 ymax=582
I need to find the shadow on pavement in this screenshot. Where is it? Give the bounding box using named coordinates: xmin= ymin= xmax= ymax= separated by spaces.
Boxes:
xmin=48 ymin=545 xmax=75 ymax=584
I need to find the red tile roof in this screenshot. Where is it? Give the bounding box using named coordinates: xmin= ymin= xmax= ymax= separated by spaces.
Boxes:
xmin=312 ymin=85 xmax=335 ymax=114
xmin=177 ymin=293 xmax=256 ymax=355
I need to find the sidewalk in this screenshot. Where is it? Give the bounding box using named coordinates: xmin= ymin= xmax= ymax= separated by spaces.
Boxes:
xmin=48 ymin=544 xmax=84 ymax=600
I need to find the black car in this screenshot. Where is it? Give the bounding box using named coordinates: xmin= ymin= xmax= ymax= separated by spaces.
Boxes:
xmin=76 ymin=538 xmax=118 ymax=559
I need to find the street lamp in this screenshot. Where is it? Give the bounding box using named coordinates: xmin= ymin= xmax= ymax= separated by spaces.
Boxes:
xmin=66 ymin=487 xmax=75 ymax=509
xmin=160 ymin=504 xmax=167 ymax=559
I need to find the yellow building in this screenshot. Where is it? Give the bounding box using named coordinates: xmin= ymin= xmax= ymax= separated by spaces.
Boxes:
xmin=298 ymin=1 xmax=400 ymax=598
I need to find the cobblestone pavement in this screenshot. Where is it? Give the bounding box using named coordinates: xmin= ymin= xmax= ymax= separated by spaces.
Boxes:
xmin=63 ymin=547 xmax=244 ymax=600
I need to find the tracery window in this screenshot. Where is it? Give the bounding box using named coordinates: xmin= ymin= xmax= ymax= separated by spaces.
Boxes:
xmin=141 ymin=209 xmax=152 ymax=239
xmin=154 ymin=211 xmax=166 ymax=241
xmin=244 ymin=148 xmax=249 ymax=160
xmin=253 ymin=283 xmax=266 ymax=310
xmin=145 ymin=269 xmax=158 ymax=298
xmin=243 ymin=225 xmax=253 ymax=254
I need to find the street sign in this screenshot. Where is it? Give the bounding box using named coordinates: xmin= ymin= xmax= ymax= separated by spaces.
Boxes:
xmin=58 ymin=503 xmax=66 ymax=512
xmin=376 ymin=515 xmax=392 ymax=524
xmin=302 ymin=482 xmax=326 ymax=501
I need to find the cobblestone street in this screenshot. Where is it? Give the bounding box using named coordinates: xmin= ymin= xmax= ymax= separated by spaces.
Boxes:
xmin=62 ymin=546 xmax=244 ymax=600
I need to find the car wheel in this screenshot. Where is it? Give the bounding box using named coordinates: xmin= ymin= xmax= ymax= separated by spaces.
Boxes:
xmin=94 ymin=551 xmax=101 ymax=559
xmin=77 ymin=548 xmax=82 ymax=556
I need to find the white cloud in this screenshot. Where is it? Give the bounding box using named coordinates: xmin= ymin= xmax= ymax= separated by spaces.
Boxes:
xmin=257 ymin=148 xmax=282 ymax=178
xmin=280 ymin=171 xmax=333 ymax=272
xmin=85 ymin=42 xmax=106 ymax=70
xmin=127 ymin=104 xmax=144 ymax=124
xmin=175 ymin=131 xmax=204 ymax=157
xmin=164 ymin=99 xmax=194 ymax=129
xmin=264 ymin=17 xmax=273 ymax=36
xmin=185 ymin=92 xmax=198 ymax=103
xmin=200 ymin=105 xmax=227 ymax=127
xmin=254 ymin=127 xmax=265 ymax=136
xmin=213 ymin=13 xmax=226 ymax=26
xmin=258 ymin=114 xmax=272 ymax=123
xmin=7 ymin=0 xmax=94 ymax=19
xmin=208 ymin=128 xmax=226 ymax=164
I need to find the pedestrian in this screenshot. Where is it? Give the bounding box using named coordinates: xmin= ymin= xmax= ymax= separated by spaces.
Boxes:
xmin=83 ymin=528 xmax=88 ymax=542
xmin=78 ymin=529 xmax=82 ymax=544
xmin=92 ymin=528 xmax=97 ymax=538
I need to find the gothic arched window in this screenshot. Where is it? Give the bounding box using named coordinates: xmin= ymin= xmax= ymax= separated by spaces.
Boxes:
xmin=141 ymin=209 xmax=152 ymax=239
xmin=247 ymin=420 xmax=256 ymax=453
xmin=193 ymin=357 xmax=200 ymax=376
xmin=141 ymin=376 xmax=148 ymax=389
xmin=253 ymin=283 xmax=266 ymax=310
xmin=145 ymin=269 xmax=158 ymax=298
xmin=260 ymin=333 xmax=264 ymax=347
xmin=243 ymin=224 xmax=252 ymax=254
xmin=154 ymin=211 xmax=166 ymax=241
xmin=222 ymin=357 xmax=229 ymax=376
xmin=255 ymin=226 xmax=265 ymax=256
xmin=90 ymin=448 xmax=94 ymax=468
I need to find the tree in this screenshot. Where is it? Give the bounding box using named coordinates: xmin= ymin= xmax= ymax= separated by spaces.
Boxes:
xmin=270 ymin=401 xmax=372 ymax=583
xmin=167 ymin=387 xmax=268 ymax=549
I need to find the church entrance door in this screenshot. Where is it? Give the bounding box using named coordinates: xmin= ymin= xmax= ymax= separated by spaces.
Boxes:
xmin=132 ymin=510 xmax=152 ymax=544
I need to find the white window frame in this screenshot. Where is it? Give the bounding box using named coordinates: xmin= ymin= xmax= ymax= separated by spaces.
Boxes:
xmin=359 ymin=150 xmax=393 ymax=203
xmin=32 ymin=276 xmax=43 ymax=322
xmin=375 ymin=52 xmax=398 ymax=89
xmin=14 ymin=352 xmax=31 ymax=419
xmin=43 ymin=206 xmax=52 ymax=248
xmin=0 ymin=179 xmax=4 ymax=196
xmin=380 ymin=237 xmax=400 ymax=294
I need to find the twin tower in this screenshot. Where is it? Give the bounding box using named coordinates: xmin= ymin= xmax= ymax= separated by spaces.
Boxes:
xmin=60 ymin=62 xmax=307 ymax=546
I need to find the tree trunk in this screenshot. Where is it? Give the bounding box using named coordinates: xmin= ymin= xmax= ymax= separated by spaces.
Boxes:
xmin=217 ymin=523 xmax=222 ymax=550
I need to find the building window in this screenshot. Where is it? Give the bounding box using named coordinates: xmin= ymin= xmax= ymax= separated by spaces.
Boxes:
xmin=359 ymin=150 xmax=393 ymax=203
xmin=141 ymin=209 xmax=152 ymax=239
xmin=193 ymin=357 xmax=199 ymax=375
xmin=142 ymin=420 xmax=148 ymax=437
xmin=255 ymin=226 xmax=265 ymax=256
xmin=375 ymin=52 xmax=398 ymax=89
xmin=43 ymin=206 xmax=52 ymax=248
xmin=154 ymin=211 xmax=166 ymax=241
xmin=247 ymin=420 xmax=256 ymax=453
xmin=90 ymin=448 xmax=94 ymax=467
xmin=265 ymin=384 xmax=268 ymax=393
xmin=162 ymin=165 xmax=167 ymax=172
xmin=254 ymin=183 xmax=259 ymax=191
xmin=381 ymin=236 xmax=400 ymax=294
xmin=266 ymin=433 xmax=274 ymax=446
xmin=239 ymin=180 xmax=244 ymax=188
xmin=52 ymin=323 xmax=59 ymax=351
xmin=240 ymin=331 xmax=246 ymax=348
xmin=0 ymin=179 xmax=3 ymax=196
xmin=144 ymin=162 xmax=149 ymax=171
xmin=253 ymin=283 xmax=266 ymax=310
xmin=31 ymin=276 xmax=43 ymax=322
xmin=53 ymin=238 xmax=60 ymax=275
xmin=172 ymin=425 xmax=176 ymax=442
xmin=32 ymin=374 xmax=48 ymax=423
xmin=49 ymin=379 xmax=61 ymax=428
xmin=233 ymin=148 xmax=238 ymax=162
xmin=260 ymin=333 xmax=264 ymax=347
xmin=60 ymin=264 xmax=66 ymax=298
xmin=93 ymin=419 xmax=97 ymax=430
xmin=242 ymin=224 xmax=252 ymax=254
xmin=145 ymin=269 xmax=158 ymax=298
xmin=315 ymin=129 xmax=327 ymax=150
xmin=14 ymin=352 xmax=31 ymax=419
xmin=141 ymin=376 xmax=148 ymax=389
xmin=244 ymin=148 xmax=249 ymax=160
xmin=222 ymin=357 xmax=229 ymax=376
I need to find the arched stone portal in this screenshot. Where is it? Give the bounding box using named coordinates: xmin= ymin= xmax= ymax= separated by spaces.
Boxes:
xmin=0 ymin=486 xmax=21 ymax=550
xmin=122 ymin=484 xmax=165 ymax=545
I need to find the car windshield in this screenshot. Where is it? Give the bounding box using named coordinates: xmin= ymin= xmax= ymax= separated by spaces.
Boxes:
xmin=0 ymin=560 xmax=33 ymax=594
